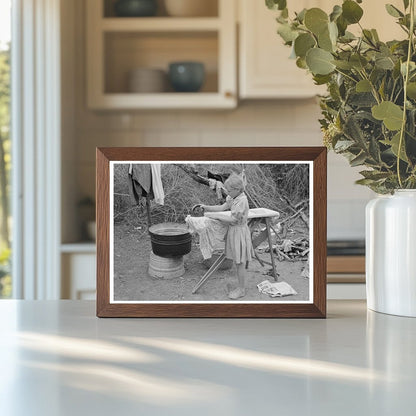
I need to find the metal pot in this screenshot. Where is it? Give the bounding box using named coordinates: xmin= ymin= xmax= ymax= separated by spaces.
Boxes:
xmin=149 ymin=222 xmax=192 ymax=257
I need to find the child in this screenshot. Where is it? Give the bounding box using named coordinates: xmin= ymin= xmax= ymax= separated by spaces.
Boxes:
xmin=200 ymin=173 xmax=253 ymax=300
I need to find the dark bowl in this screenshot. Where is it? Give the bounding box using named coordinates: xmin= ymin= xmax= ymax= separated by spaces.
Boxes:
xmin=149 ymin=223 xmax=192 ymax=257
xmin=114 ymin=0 xmax=157 ymax=17
xmin=168 ymin=62 xmax=205 ymax=92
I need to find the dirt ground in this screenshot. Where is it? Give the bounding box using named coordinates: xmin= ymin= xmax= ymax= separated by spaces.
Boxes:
xmin=113 ymin=223 xmax=310 ymax=302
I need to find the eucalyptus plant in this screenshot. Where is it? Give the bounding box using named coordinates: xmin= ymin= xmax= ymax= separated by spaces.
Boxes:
xmin=266 ymin=0 xmax=416 ymax=193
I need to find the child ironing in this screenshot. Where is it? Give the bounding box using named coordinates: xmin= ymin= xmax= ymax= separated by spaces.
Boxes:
xmin=199 ymin=173 xmax=253 ymax=300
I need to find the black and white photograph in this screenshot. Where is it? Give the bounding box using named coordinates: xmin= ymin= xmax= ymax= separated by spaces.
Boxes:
xmin=110 ymin=161 xmax=313 ymax=304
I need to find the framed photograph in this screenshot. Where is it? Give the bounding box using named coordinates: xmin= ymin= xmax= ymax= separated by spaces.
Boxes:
xmin=96 ymin=147 xmax=327 ymax=318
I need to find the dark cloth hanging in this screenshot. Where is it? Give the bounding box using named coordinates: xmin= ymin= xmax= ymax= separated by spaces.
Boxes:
xmin=128 ymin=164 xmax=154 ymax=205
xmin=207 ymin=170 xmax=230 ymax=183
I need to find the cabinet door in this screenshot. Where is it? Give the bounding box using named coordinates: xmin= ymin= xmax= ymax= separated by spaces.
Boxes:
xmin=62 ymin=253 xmax=96 ymax=300
xmin=239 ymin=0 xmax=404 ymax=99
xmin=239 ymin=0 xmax=326 ymax=99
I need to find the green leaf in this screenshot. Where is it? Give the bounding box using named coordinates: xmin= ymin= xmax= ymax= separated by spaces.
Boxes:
xmin=342 ymin=0 xmax=364 ymax=24
xmin=328 ymin=21 xmax=338 ymax=45
xmin=372 ymin=101 xmax=404 ymax=131
xmin=334 ymin=140 xmax=355 ymax=151
xmin=407 ymin=82 xmax=416 ymax=99
xmin=360 ymin=170 xmax=391 ymax=180
xmin=266 ymin=0 xmax=287 ymax=11
xmin=355 ymin=178 xmax=378 ymax=186
xmin=363 ymin=29 xmax=376 ymax=46
xmin=348 ymin=92 xmax=377 ymax=107
xmin=350 ymin=54 xmax=368 ymax=70
xmin=401 ymin=61 xmax=416 ymax=76
xmin=403 ymin=0 xmax=410 ymax=10
xmin=393 ymin=60 xmax=402 ymax=79
xmin=350 ymin=151 xmax=368 ymax=167
xmin=318 ymin=27 xmax=334 ymax=52
xmin=344 ymin=115 xmax=367 ymax=147
xmin=296 ymin=8 xmax=307 ymax=23
xmin=277 ymin=23 xmax=298 ymax=43
xmin=336 ymin=15 xmax=348 ymax=36
xmin=306 ymin=48 xmax=335 ymax=75
xmin=296 ymin=57 xmax=308 ymax=69
xmin=369 ymin=136 xmax=382 ymax=163
xmin=371 ymin=29 xmax=380 ymax=43
xmin=385 ymin=4 xmax=404 ymax=18
xmin=356 ymin=79 xmax=372 ymax=92
xmin=339 ymin=31 xmax=356 ymax=43
xmin=388 ymin=132 xmax=409 ymax=162
xmin=304 ymin=8 xmax=329 ymax=35
xmin=313 ymin=74 xmax=332 ymax=85
xmin=333 ymin=60 xmax=352 ymax=70
xmin=330 ymin=5 xmax=342 ymax=22
xmin=294 ymin=33 xmax=316 ymax=58
xmin=378 ymin=78 xmax=386 ymax=100
xmin=375 ymin=55 xmax=395 ymax=70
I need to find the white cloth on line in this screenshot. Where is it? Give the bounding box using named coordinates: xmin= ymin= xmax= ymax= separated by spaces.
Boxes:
xmin=185 ymin=215 xmax=228 ymax=260
xmin=151 ymin=163 xmax=164 ymax=205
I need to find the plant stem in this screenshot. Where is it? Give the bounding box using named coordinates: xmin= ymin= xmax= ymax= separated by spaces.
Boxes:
xmin=334 ymin=68 xmax=358 ymax=84
xmin=397 ymin=0 xmax=415 ymax=188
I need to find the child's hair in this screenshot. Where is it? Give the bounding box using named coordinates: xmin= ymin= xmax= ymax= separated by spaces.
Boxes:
xmin=224 ymin=173 xmax=245 ymax=192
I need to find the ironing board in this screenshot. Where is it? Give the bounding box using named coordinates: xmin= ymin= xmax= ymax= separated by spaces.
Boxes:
xmin=192 ymin=208 xmax=280 ymax=294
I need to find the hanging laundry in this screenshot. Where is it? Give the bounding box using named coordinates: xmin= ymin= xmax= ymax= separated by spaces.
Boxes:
xmin=185 ymin=215 xmax=228 ymax=260
xmin=128 ymin=164 xmax=153 ymax=205
xmin=208 ymin=178 xmax=227 ymax=200
xmin=151 ymin=163 xmax=165 ymax=206
xmin=207 ymin=170 xmax=230 ymax=183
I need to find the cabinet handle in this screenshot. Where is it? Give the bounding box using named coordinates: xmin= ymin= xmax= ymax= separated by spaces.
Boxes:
xmin=224 ymin=91 xmax=234 ymax=99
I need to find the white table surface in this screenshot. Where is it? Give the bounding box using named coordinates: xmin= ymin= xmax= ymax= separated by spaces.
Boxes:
xmin=0 ymin=300 xmax=415 ymax=416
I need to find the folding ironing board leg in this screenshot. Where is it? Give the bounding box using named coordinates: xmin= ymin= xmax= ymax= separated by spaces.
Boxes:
xmin=265 ymin=218 xmax=278 ymax=281
xmin=192 ymin=253 xmax=227 ymax=294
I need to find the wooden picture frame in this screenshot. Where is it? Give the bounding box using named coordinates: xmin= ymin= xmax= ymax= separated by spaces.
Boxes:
xmin=96 ymin=147 xmax=327 ymax=318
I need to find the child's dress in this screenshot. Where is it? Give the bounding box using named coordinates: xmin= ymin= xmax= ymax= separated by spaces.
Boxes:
xmin=224 ymin=192 xmax=253 ymax=264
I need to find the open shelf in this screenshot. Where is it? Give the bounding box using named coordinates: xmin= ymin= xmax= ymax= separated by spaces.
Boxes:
xmin=87 ymin=0 xmax=236 ymax=109
xmin=101 ymin=17 xmax=221 ymax=31
xmin=103 ymin=0 xmax=219 ymax=18
xmin=104 ymin=31 xmax=218 ymax=94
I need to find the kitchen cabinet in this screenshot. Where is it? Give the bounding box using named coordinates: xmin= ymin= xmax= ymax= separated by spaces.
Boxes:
xmin=238 ymin=0 xmax=325 ymax=99
xmin=61 ymin=245 xmax=96 ymax=300
xmin=86 ymin=0 xmax=237 ymax=109
xmin=238 ymin=0 xmax=404 ymax=99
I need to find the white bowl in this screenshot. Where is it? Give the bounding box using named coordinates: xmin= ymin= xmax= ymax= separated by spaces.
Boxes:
xmin=128 ymin=68 xmax=167 ymax=93
xmin=164 ymin=0 xmax=218 ymax=17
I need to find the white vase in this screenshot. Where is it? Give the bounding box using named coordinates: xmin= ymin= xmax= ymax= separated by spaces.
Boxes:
xmin=366 ymin=189 xmax=416 ymax=317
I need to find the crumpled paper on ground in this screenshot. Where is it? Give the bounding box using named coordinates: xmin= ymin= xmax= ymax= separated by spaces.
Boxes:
xmin=257 ymin=280 xmax=298 ymax=297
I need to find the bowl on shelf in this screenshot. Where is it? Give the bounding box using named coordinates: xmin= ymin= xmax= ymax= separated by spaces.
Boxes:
xmin=168 ymin=61 xmax=205 ymax=92
xmin=164 ymin=0 xmax=218 ymax=17
xmin=128 ymin=68 xmax=167 ymax=93
xmin=114 ymin=0 xmax=158 ymax=17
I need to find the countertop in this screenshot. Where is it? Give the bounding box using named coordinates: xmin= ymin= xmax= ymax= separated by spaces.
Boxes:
xmin=0 ymin=300 xmax=415 ymax=415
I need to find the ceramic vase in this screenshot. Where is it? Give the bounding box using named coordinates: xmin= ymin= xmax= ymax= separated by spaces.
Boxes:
xmin=366 ymin=190 xmax=416 ymax=317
